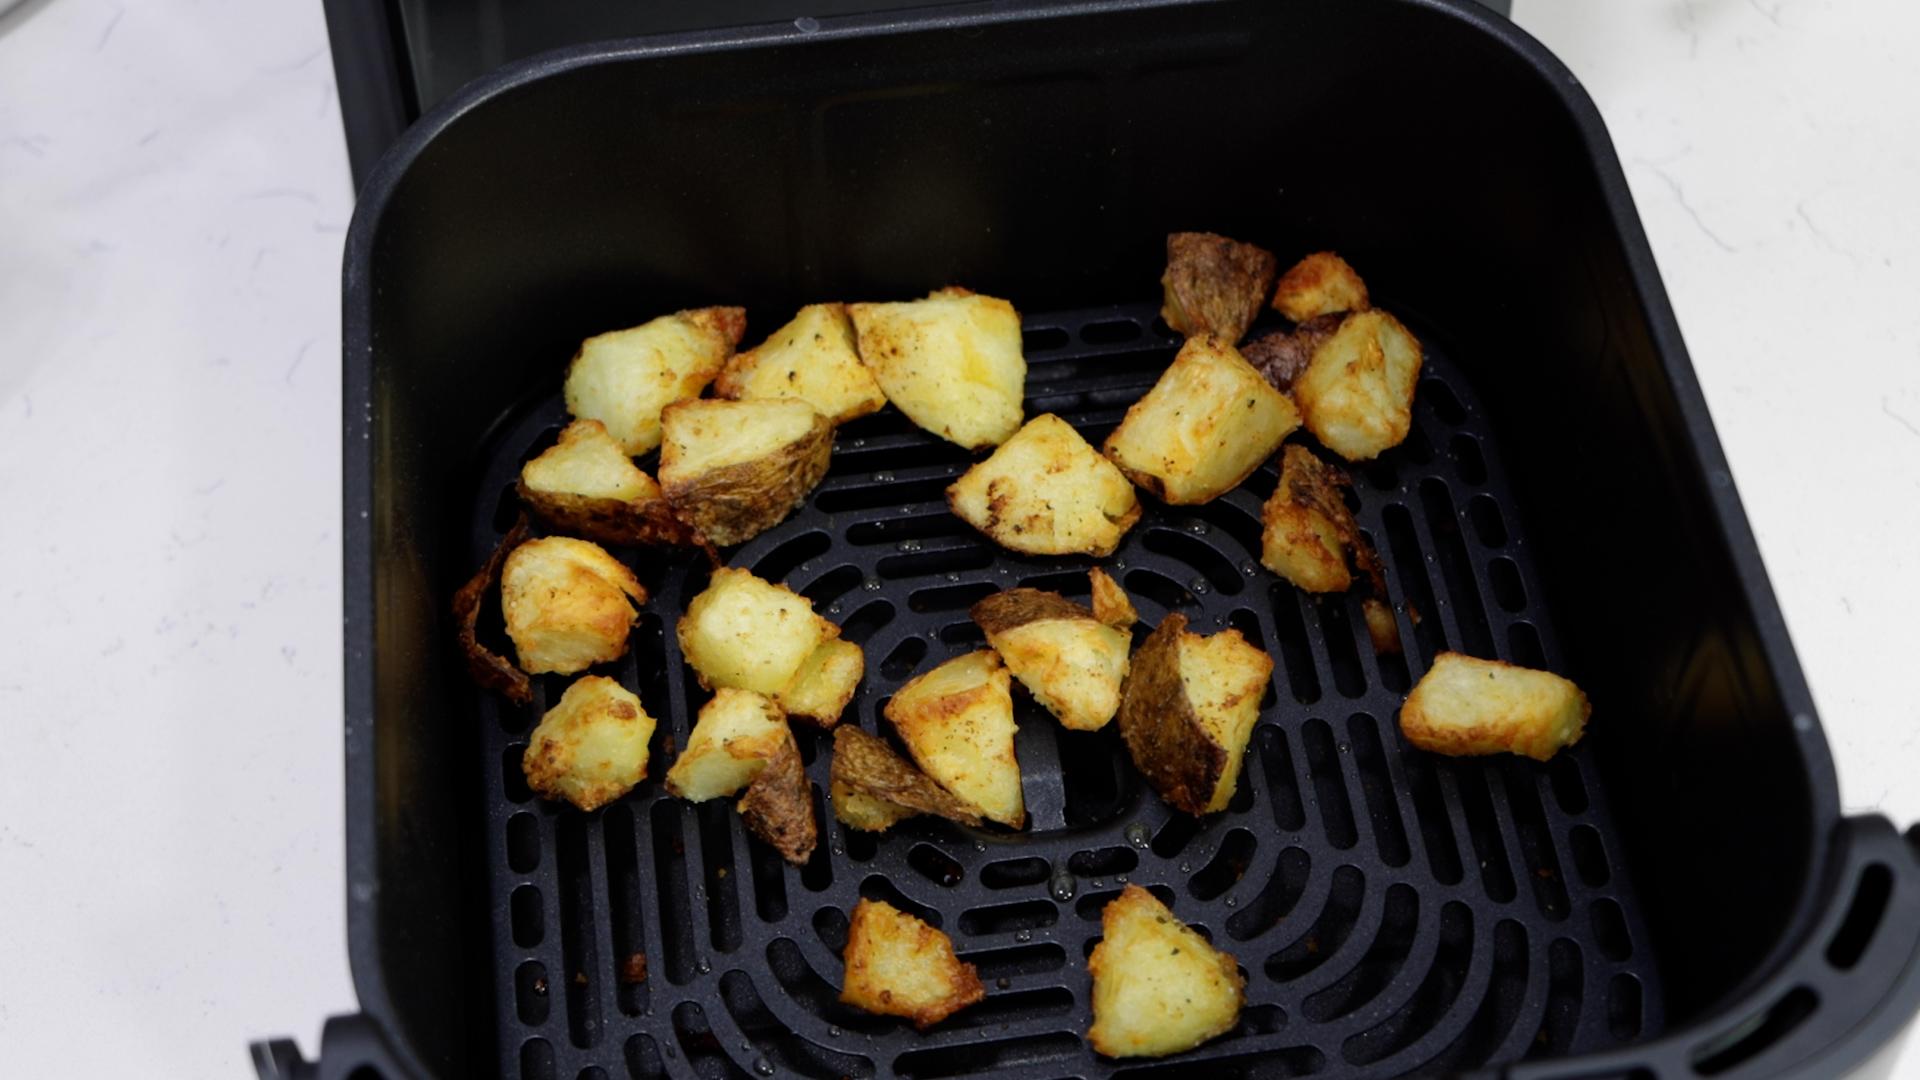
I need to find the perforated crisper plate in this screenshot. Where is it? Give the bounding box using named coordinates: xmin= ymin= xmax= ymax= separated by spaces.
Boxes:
xmin=463 ymin=302 xmax=1663 ymax=1080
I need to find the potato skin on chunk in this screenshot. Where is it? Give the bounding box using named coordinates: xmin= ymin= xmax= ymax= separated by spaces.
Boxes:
xmin=737 ymin=733 xmax=817 ymax=865
xmin=972 ymin=588 xmax=1131 ymax=732
xmin=659 ymin=398 xmax=833 ymax=546
xmin=1160 ymin=231 xmax=1278 ymax=344
xmin=840 ymin=899 xmax=985 ymax=1029
xmin=1087 ymin=885 xmax=1244 ymax=1058
xmin=829 ymin=726 xmax=984 ymax=831
xmin=517 ymin=419 xmax=691 ymax=546
xmin=1116 ymin=614 xmax=1272 ymax=815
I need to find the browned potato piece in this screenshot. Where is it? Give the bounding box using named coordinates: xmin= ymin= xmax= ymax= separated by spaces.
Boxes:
xmin=779 ymin=639 xmax=865 ymax=728
xmin=1087 ymin=885 xmax=1244 ymax=1058
xmin=518 ymin=420 xmax=691 ymax=546
xmin=501 ymin=537 xmax=646 ymax=675
xmin=563 ymin=306 xmax=746 ymax=455
xmin=1116 ymin=613 xmax=1272 ymax=815
xmin=678 ymin=567 xmax=839 ymax=697
xmin=1241 ymin=313 xmax=1342 ymax=393
xmin=1293 ymin=309 xmax=1423 ymax=462
xmin=659 ymin=398 xmax=832 ymax=546
xmin=1399 ymin=652 xmax=1589 ymax=761
xmin=715 ymin=303 xmax=888 ymax=424
xmin=972 ymin=588 xmax=1131 ymax=732
xmin=829 ymin=727 xmax=984 ymax=831
xmin=885 ymin=650 xmax=1024 ymax=828
xmin=848 ymin=287 xmax=1025 ymax=449
xmin=1271 ymin=251 xmax=1370 ymax=323
xmin=523 ymin=676 xmax=656 ymax=811
xmin=1260 ymin=444 xmax=1357 ymax=593
xmin=1363 ymin=597 xmax=1402 ymax=654
xmin=663 ymin=688 xmax=791 ymax=802
xmin=1088 ymin=568 xmax=1137 ymax=630
xmin=948 ymin=414 xmax=1141 ymax=557
xmin=840 ymin=898 xmax=985 ymax=1028
xmin=1159 ymin=231 xmax=1278 ymax=343
xmin=738 ymin=734 xmax=817 ymax=865
xmin=1103 ymin=335 xmax=1301 ymax=504
xmin=453 ymin=513 xmax=533 ymax=704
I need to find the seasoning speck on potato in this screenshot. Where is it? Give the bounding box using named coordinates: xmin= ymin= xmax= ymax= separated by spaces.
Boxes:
xmin=500 ymin=536 xmax=646 ymax=675
xmin=523 ymin=676 xmax=656 ymax=811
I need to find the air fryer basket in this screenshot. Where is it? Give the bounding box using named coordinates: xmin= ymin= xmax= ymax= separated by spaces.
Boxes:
xmin=258 ymin=1 xmax=1920 ymax=1078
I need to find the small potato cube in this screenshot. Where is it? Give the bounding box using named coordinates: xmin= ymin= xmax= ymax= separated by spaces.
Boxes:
xmin=1260 ymin=444 xmax=1355 ymax=593
xmin=678 ymin=567 xmax=836 ymax=697
xmin=778 ymin=638 xmax=865 ymax=728
xmin=1089 ymin=568 xmax=1138 ymax=630
xmin=1160 ymin=231 xmax=1278 ymax=343
xmin=1271 ymin=251 xmax=1370 ymax=323
xmin=948 ymin=414 xmax=1141 ymax=557
xmin=884 ymin=650 xmax=1024 ymax=828
xmin=664 ymin=688 xmax=792 ymax=801
xmin=848 ymin=287 xmax=1026 ymax=449
xmin=1399 ymin=652 xmax=1589 ymax=761
xmin=501 ymin=537 xmax=647 ymax=675
xmin=972 ymin=589 xmax=1130 ymax=732
xmin=518 ymin=420 xmax=690 ymax=546
xmin=715 ymin=303 xmax=888 ymax=424
xmin=659 ymin=398 xmax=833 ymax=546
xmin=1117 ymin=614 xmax=1272 ymax=815
xmin=840 ymin=898 xmax=985 ymax=1029
xmin=1103 ymin=336 xmax=1301 ymax=504
xmin=523 ymin=676 xmax=656 ymax=811
xmin=1292 ymin=309 xmax=1423 ymax=462
xmin=1087 ymin=885 xmax=1244 ymax=1058
xmin=563 ymin=306 xmax=746 ymax=455
xmin=830 ymin=727 xmax=985 ymax=832
xmin=1363 ymin=597 xmax=1402 ymax=655
xmin=737 ymin=734 xmax=817 ymax=865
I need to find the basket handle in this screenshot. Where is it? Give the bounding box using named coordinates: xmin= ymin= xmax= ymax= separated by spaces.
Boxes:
xmin=250 ymin=1013 xmax=413 ymax=1080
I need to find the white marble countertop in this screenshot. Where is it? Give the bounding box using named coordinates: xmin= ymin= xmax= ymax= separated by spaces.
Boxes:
xmin=0 ymin=0 xmax=1913 ymax=1076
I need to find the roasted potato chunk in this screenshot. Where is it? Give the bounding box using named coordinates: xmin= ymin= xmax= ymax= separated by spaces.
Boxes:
xmin=775 ymin=639 xmax=865 ymax=728
xmin=1363 ymin=597 xmax=1402 ymax=654
xmin=738 ymin=734 xmax=817 ymax=865
xmin=517 ymin=420 xmax=691 ymax=546
xmin=454 ymin=514 xmax=533 ymax=704
xmin=501 ymin=537 xmax=646 ymax=675
xmin=714 ymin=303 xmax=887 ymax=424
xmin=1160 ymin=231 xmax=1278 ymax=343
xmin=664 ymin=688 xmax=792 ymax=801
xmin=658 ymin=398 xmax=832 ymax=546
xmin=1117 ymin=613 xmax=1272 ymax=815
xmin=948 ymin=414 xmax=1141 ymax=557
xmin=972 ymin=588 xmax=1130 ymax=732
xmin=1088 ymin=567 xmax=1137 ymax=630
xmin=678 ymin=567 xmax=837 ymax=697
xmin=563 ymin=306 xmax=746 ymax=455
xmin=1260 ymin=444 xmax=1360 ymax=593
xmin=1399 ymin=652 xmax=1589 ymax=761
xmin=848 ymin=287 xmax=1025 ymax=449
xmin=884 ymin=650 xmax=1024 ymax=828
xmin=1271 ymin=251 xmax=1370 ymax=323
xmin=1242 ymin=313 xmax=1342 ymax=393
xmin=1293 ymin=309 xmax=1422 ymax=462
xmin=523 ymin=676 xmax=656 ymax=811
xmin=1103 ymin=335 xmax=1301 ymax=504
xmin=1087 ymin=885 xmax=1244 ymax=1059
xmin=840 ymin=898 xmax=985 ymax=1029
xmin=830 ymin=726 xmax=984 ymax=831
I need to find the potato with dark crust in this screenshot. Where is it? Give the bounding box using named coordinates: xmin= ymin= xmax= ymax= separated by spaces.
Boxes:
xmin=829 ymin=727 xmax=984 ymax=832
xmin=664 ymin=688 xmax=791 ymax=802
xmin=1399 ymin=652 xmax=1589 ymax=761
xmin=1271 ymin=251 xmax=1370 ymax=323
xmin=1116 ymin=613 xmax=1272 ymax=815
xmin=659 ymin=398 xmax=833 ymax=546
xmin=885 ymin=650 xmax=1025 ymax=828
xmin=1103 ymin=335 xmax=1300 ymax=504
xmin=848 ymin=287 xmax=1026 ymax=450
xmin=971 ymin=587 xmax=1131 ymax=732
xmin=564 ymin=306 xmax=746 ymax=455
xmin=1088 ymin=568 xmax=1137 ymax=631
xmin=1260 ymin=444 xmax=1362 ymax=593
xmin=738 ymin=734 xmax=817 ymax=865
xmin=715 ymin=303 xmax=888 ymax=425
xmin=453 ymin=514 xmax=533 ymax=704
xmin=1242 ymin=313 xmax=1342 ymax=393
xmin=840 ymin=898 xmax=985 ymax=1029
xmin=1087 ymin=885 xmax=1244 ymax=1059
xmin=518 ymin=420 xmax=692 ymax=547
xmin=948 ymin=414 xmax=1141 ymax=557
xmin=1160 ymin=232 xmax=1279 ymax=344
xmin=501 ymin=536 xmax=646 ymax=675
xmin=523 ymin=676 xmax=656 ymax=811
xmin=1293 ymin=309 xmax=1423 ymax=462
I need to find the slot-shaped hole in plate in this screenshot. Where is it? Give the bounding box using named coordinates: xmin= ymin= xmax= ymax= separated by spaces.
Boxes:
xmin=515 ymin=960 xmax=550 ymax=1026
xmin=878 ymin=542 xmax=995 ymax=580
xmin=1076 ymin=884 xmax=1175 ymax=922
xmin=1269 ymin=587 xmax=1322 ymax=705
xmin=880 ymin=637 xmax=927 ymax=680
xmin=980 ymin=857 xmax=1051 ymax=889
xmin=507 ymin=812 xmax=540 ymax=872
xmin=1142 ymin=528 xmax=1244 ymax=596
xmin=1081 ymin=317 xmax=1143 ymax=344
xmin=1302 ymin=718 xmax=1358 ymax=850
xmin=961 ymin=899 xmax=1060 ymax=935
xmin=1302 ymin=882 xmax=1420 ymax=1022
xmin=908 ymin=843 xmax=965 ymax=887
xmin=1067 ymin=847 xmax=1138 ymax=878
xmin=1451 ymin=434 xmax=1488 ymax=485
xmin=1227 ymin=845 xmax=1312 ymax=941
xmin=1266 ymin=864 xmax=1365 ymax=983
xmin=1468 ymin=493 xmax=1508 ymax=547
xmin=1347 ymin=715 xmax=1410 ymax=868
xmin=753 ymin=530 xmax=832 ymax=585
xmin=861 ymin=874 xmax=939 ymax=925
xmin=910 ymin=579 xmax=997 ymax=613
xmin=602 ymin=804 xmax=650 ymax=1016
xmin=1828 ymin=863 xmax=1895 ymax=970
xmin=1400 ymin=748 xmax=1463 ymax=885
xmin=1190 ymin=829 xmax=1257 ymax=901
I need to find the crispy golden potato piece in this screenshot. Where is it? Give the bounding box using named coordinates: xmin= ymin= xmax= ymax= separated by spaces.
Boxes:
xmin=1293 ymin=309 xmax=1423 ymax=462
xmin=738 ymin=734 xmax=817 ymax=865
xmin=518 ymin=420 xmax=692 ymax=546
xmin=715 ymin=303 xmax=888 ymax=424
xmin=1271 ymin=251 xmax=1370 ymax=323
xmin=848 ymin=287 xmax=1025 ymax=449
xmin=563 ymin=306 xmax=746 ymax=455
xmin=1117 ymin=613 xmax=1272 ymax=815
xmin=1088 ymin=568 xmax=1137 ymax=630
xmin=972 ymin=588 xmax=1130 ymax=732
xmin=1242 ymin=313 xmax=1342 ymax=393
xmin=1103 ymin=335 xmax=1301 ymax=504
xmin=658 ymin=398 xmax=832 ymax=546
xmin=1160 ymin=231 xmax=1278 ymax=343
xmin=830 ymin=727 xmax=984 ymax=831
xmin=1400 ymin=652 xmax=1589 ymax=761
xmin=1363 ymin=597 xmax=1402 ymax=655
xmin=678 ymin=567 xmax=836 ymax=697
xmin=948 ymin=414 xmax=1141 ymax=557
xmin=840 ymin=898 xmax=985 ymax=1029
xmin=501 ymin=536 xmax=646 ymax=675
xmin=523 ymin=676 xmax=656 ymax=811
xmin=885 ymin=650 xmax=1024 ymax=828
xmin=779 ymin=639 xmax=865 ymax=728
xmin=453 ymin=514 xmax=533 ymax=704
xmin=664 ymin=688 xmax=792 ymax=801
xmin=1087 ymin=885 xmax=1244 ymax=1059
xmin=1260 ymin=444 xmax=1360 ymax=593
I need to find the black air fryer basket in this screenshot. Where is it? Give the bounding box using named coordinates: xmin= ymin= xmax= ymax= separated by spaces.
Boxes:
xmin=259 ymin=1 xmax=1920 ymax=1077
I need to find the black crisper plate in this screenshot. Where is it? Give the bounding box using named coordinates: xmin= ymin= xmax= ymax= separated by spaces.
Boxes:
xmin=465 ymin=302 xmax=1662 ymax=1080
